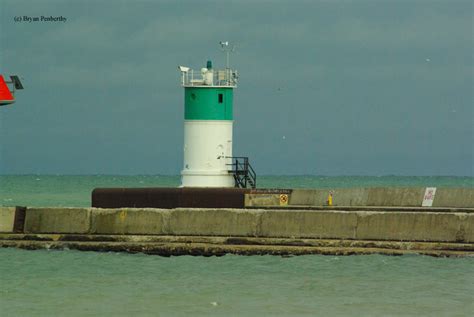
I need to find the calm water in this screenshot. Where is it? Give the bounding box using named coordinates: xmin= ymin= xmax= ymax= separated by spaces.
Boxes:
xmin=0 ymin=175 xmax=473 ymax=316
xmin=0 ymin=249 xmax=473 ymax=316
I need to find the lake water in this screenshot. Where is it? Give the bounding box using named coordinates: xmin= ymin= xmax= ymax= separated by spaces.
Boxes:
xmin=0 ymin=249 xmax=472 ymax=316
xmin=0 ymin=175 xmax=473 ymax=316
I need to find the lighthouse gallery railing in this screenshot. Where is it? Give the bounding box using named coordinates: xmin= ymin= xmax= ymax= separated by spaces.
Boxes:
xmin=181 ymin=68 xmax=238 ymax=87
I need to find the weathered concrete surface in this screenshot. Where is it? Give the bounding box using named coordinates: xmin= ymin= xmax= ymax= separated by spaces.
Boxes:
xmin=366 ymin=188 xmax=426 ymax=206
xmin=248 ymin=205 xmax=474 ymax=213
xmin=169 ymin=208 xmax=262 ymax=236
xmin=0 ymin=207 xmax=16 ymax=233
xmin=463 ymin=213 xmax=474 ymax=242
xmin=91 ymin=208 xmax=170 ymax=235
xmin=24 ymin=208 xmax=91 ymax=234
xmin=259 ymin=210 xmax=357 ymax=239
xmin=432 ymin=188 xmax=474 ymax=208
xmin=289 ymin=189 xmax=370 ymax=207
xmin=249 ymin=187 xmax=474 ymax=208
xmin=355 ymin=212 xmax=473 ymax=242
xmin=91 ymin=208 xmax=266 ymax=236
xmin=245 ymin=194 xmax=281 ymax=207
xmin=0 ymin=234 xmax=472 ymax=257
xmin=20 ymin=207 xmax=474 ymax=243
xmin=2 ymin=233 xmax=473 ymax=252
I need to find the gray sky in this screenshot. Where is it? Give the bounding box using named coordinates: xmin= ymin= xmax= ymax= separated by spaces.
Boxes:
xmin=0 ymin=0 xmax=472 ymax=176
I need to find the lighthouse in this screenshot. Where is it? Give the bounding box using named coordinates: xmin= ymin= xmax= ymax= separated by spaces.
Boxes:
xmin=178 ymin=58 xmax=236 ymax=187
xmin=92 ymin=43 xmax=256 ymax=207
xmin=178 ymin=42 xmax=255 ymax=188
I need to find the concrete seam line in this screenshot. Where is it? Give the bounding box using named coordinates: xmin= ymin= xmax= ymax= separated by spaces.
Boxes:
xmin=353 ymin=210 xmax=359 ymax=240
xmin=90 ymin=208 xmax=99 ymax=234
xmin=87 ymin=208 xmax=92 ymax=234
xmin=455 ymin=213 xmax=467 ymax=243
xmin=255 ymin=209 xmax=264 ymax=237
xmin=162 ymin=209 xmax=171 ymax=235
xmin=13 ymin=206 xmax=26 ymax=233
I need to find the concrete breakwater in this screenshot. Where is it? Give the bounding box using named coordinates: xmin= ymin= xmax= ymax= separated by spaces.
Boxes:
xmin=1 ymin=206 xmax=473 ymax=257
xmin=247 ymin=187 xmax=474 ymax=208
xmin=92 ymin=187 xmax=474 ymax=209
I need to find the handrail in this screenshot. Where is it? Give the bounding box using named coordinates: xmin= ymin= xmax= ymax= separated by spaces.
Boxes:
xmin=181 ymin=68 xmax=238 ymax=87
xmin=226 ymin=156 xmax=256 ymax=189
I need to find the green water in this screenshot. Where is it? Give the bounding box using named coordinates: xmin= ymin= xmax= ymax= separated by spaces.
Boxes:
xmin=0 ymin=176 xmax=473 ymax=316
xmin=0 ymin=249 xmax=472 ymax=316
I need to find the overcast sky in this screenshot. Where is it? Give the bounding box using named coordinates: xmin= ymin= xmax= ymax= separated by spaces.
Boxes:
xmin=0 ymin=0 xmax=472 ymax=176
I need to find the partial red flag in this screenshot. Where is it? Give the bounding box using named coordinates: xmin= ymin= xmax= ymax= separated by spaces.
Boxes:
xmin=0 ymin=75 xmax=15 ymax=105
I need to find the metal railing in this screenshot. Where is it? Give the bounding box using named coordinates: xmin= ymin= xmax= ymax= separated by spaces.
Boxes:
xmin=227 ymin=156 xmax=256 ymax=189
xmin=181 ymin=68 xmax=238 ymax=87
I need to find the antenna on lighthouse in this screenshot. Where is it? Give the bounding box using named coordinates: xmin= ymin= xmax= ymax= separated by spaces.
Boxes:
xmin=219 ymin=41 xmax=235 ymax=69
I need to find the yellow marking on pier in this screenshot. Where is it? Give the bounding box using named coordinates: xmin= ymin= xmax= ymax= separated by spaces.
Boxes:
xmin=51 ymin=234 xmax=61 ymax=241
xmin=119 ymin=210 xmax=127 ymax=222
xmin=279 ymin=194 xmax=288 ymax=206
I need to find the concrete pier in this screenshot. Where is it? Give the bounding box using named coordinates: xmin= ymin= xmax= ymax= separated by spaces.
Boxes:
xmin=2 ymin=187 xmax=473 ymax=256
xmin=1 ymin=205 xmax=473 ymax=257
xmin=1 ymin=234 xmax=472 ymax=257
xmin=92 ymin=187 xmax=474 ymax=209
xmin=246 ymin=187 xmax=474 ymax=208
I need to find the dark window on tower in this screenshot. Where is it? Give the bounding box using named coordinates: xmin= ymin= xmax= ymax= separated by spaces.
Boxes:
xmin=218 ymin=93 xmax=223 ymax=103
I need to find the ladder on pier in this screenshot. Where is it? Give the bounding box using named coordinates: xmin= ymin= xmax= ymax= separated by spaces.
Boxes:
xmin=228 ymin=157 xmax=256 ymax=189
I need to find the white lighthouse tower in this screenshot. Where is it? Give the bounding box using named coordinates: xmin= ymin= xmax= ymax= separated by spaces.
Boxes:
xmin=178 ymin=43 xmax=239 ymax=187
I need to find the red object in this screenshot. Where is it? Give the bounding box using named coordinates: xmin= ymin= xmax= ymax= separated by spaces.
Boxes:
xmin=0 ymin=75 xmax=15 ymax=105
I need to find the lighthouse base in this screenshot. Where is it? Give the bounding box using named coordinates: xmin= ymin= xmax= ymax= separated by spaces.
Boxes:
xmin=92 ymin=187 xmax=250 ymax=209
xmin=181 ymin=170 xmax=234 ymax=188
